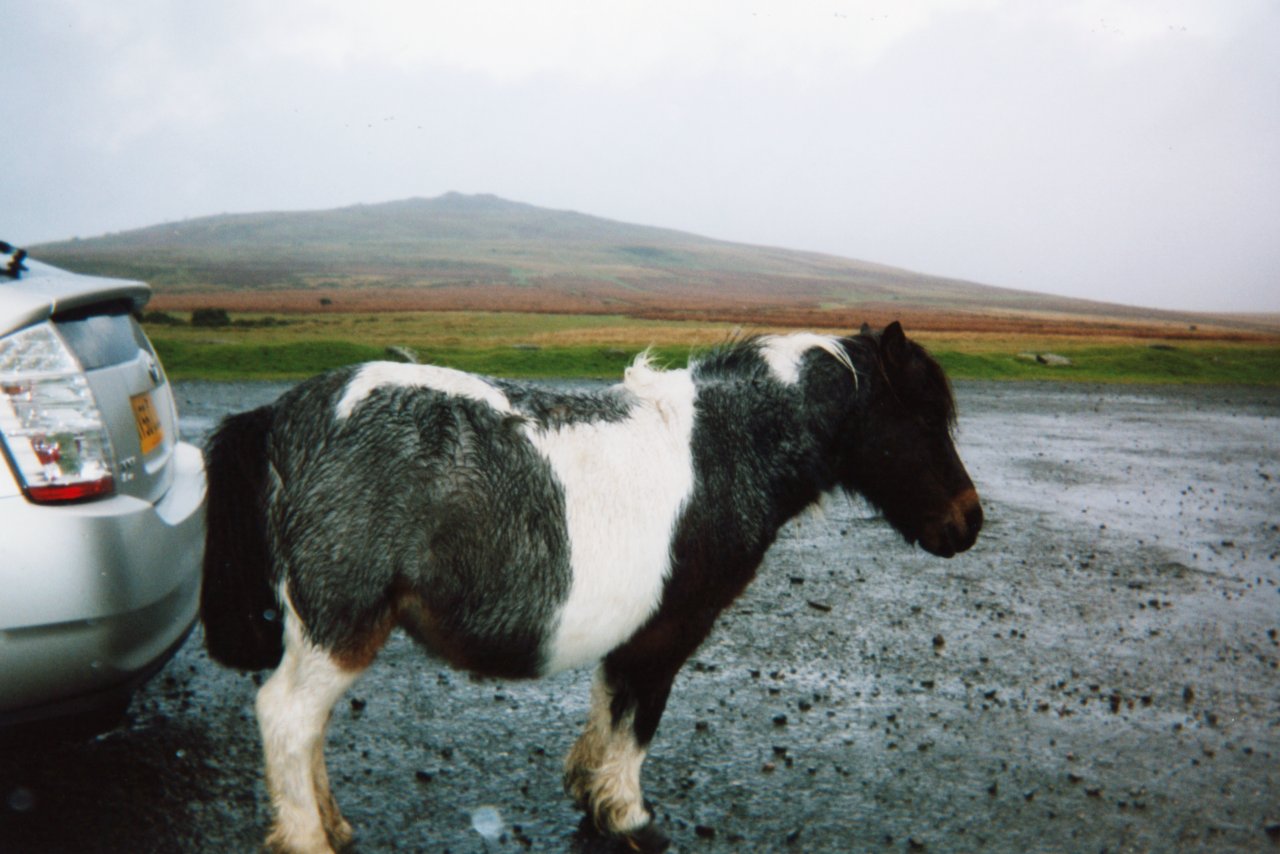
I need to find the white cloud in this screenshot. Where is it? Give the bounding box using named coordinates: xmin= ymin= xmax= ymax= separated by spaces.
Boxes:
xmin=3 ymin=0 xmax=1277 ymax=310
xmin=256 ymin=0 xmax=991 ymax=83
xmin=1050 ymin=0 xmax=1253 ymax=44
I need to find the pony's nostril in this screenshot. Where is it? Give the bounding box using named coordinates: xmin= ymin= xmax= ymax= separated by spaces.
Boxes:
xmin=965 ymin=502 xmax=984 ymax=539
xmin=943 ymin=489 xmax=982 ymax=552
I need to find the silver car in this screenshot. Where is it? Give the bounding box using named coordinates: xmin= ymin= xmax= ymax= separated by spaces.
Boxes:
xmin=0 ymin=242 xmax=205 ymax=735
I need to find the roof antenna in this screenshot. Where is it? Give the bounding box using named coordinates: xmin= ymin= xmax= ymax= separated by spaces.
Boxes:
xmin=1 ymin=242 xmax=27 ymax=280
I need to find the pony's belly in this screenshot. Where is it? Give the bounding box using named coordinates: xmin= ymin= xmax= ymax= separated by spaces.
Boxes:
xmin=540 ymin=565 xmax=668 ymax=675
xmin=396 ymin=590 xmax=549 ymax=679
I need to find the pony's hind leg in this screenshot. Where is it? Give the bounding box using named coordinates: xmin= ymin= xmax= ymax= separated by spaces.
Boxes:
xmin=312 ymin=735 xmax=353 ymax=849
xmin=256 ymin=598 xmax=365 ymax=853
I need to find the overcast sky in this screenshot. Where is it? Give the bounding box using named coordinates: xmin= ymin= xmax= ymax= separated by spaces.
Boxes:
xmin=3 ymin=1 xmax=1278 ymax=312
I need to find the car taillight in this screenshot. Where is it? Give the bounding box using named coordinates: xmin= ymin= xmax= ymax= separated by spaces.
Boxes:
xmin=0 ymin=322 xmax=116 ymax=503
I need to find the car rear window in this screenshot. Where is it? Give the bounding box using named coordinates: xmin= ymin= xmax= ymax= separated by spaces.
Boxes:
xmin=53 ymin=303 xmax=154 ymax=371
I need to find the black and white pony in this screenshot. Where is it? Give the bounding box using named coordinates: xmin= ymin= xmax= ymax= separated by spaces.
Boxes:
xmin=200 ymin=322 xmax=981 ymax=853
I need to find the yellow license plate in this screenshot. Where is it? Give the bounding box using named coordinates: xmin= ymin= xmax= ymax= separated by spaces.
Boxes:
xmin=131 ymin=391 xmax=164 ymax=455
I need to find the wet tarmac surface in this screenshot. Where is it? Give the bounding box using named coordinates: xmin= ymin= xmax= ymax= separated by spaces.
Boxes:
xmin=3 ymin=381 xmax=1278 ymax=853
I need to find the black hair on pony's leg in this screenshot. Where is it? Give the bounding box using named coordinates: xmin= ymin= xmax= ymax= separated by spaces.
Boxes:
xmin=200 ymin=404 xmax=284 ymax=671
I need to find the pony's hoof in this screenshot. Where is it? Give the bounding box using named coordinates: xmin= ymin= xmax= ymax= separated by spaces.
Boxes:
xmin=571 ymin=813 xmax=671 ymax=854
xmin=619 ymin=821 xmax=671 ymax=853
xmin=264 ymin=829 xmax=336 ymax=854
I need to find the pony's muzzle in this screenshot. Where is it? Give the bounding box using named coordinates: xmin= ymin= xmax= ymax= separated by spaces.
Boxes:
xmin=920 ymin=488 xmax=983 ymax=558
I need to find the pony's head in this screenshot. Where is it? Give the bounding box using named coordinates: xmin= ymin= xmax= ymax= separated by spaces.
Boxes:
xmin=837 ymin=322 xmax=982 ymax=558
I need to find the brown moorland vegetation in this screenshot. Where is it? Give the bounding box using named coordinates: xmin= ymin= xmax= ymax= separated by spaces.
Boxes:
xmin=32 ymin=193 xmax=1280 ymax=344
xmin=145 ymin=287 xmax=1274 ymax=343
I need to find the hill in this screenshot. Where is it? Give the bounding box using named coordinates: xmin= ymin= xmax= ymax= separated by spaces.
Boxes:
xmin=28 ymin=193 xmax=1273 ymax=338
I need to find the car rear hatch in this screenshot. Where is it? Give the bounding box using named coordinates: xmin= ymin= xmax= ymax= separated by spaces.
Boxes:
xmin=54 ymin=305 xmax=179 ymax=503
xmin=1 ymin=255 xmax=179 ymax=505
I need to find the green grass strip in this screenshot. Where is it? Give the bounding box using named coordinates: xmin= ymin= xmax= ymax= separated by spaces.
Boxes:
xmin=149 ymin=320 xmax=1280 ymax=385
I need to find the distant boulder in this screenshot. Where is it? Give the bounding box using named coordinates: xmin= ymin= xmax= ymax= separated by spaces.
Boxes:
xmin=191 ymin=307 xmax=231 ymax=328
xmin=1017 ymin=351 xmax=1072 ymax=367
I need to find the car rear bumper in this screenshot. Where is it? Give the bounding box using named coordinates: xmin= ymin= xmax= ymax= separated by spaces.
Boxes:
xmin=0 ymin=441 xmax=205 ymax=727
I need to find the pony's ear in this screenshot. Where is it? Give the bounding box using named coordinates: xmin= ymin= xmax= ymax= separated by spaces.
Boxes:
xmin=859 ymin=322 xmax=872 ymax=336
xmin=880 ymin=321 xmax=908 ymax=362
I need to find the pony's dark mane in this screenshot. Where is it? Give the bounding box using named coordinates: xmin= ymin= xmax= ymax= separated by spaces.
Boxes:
xmin=687 ymin=330 xmax=955 ymax=430
xmin=689 ymin=332 xmax=855 ymax=385
xmin=689 ymin=335 xmax=776 ymax=380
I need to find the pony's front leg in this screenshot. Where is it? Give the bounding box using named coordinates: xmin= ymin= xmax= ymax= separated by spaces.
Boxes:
xmin=565 ymin=613 xmax=716 ymax=853
xmin=256 ymin=605 xmax=363 ymax=853
xmin=564 ymin=668 xmax=659 ymax=837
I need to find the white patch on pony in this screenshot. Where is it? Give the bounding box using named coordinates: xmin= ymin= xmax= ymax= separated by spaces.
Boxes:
xmin=759 ymin=333 xmax=856 ymax=385
xmin=533 ymin=355 xmax=697 ymax=675
xmin=335 ymin=361 xmax=512 ymax=419
xmin=256 ymin=585 xmax=362 ymax=852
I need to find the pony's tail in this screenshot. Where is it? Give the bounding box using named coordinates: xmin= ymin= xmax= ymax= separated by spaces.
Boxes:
xmin=200 ymin=404 xmax=284 ymax=671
